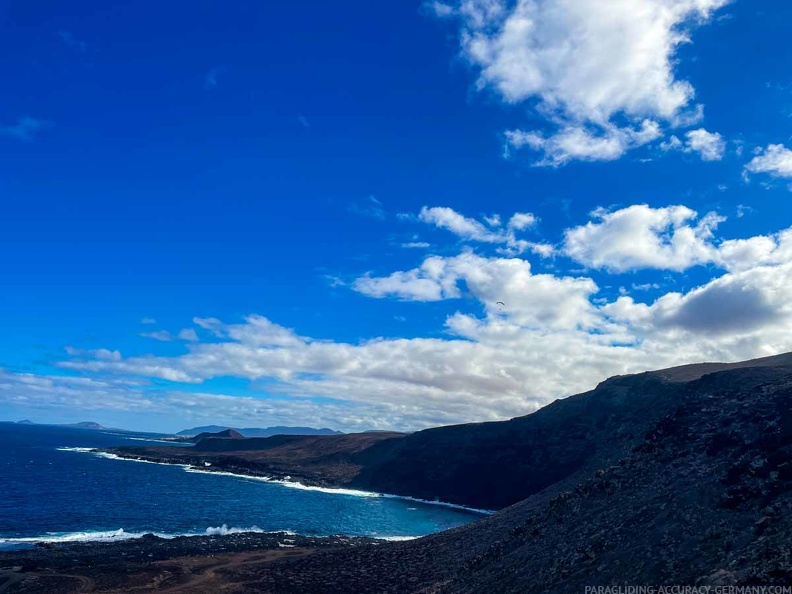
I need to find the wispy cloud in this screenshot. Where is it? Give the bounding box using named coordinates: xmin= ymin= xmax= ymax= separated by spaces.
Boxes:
xmin=348 ymin=195 xmax=386 ymax=220
xmin=415 ymin=206 xmax=552 ymax=256
xmin=58 ymin=31 xmax=88 ymax=53
xmin=204 ymin=68 xmax=220 ymax=90
xmin=0 ymin=117 xmax=49 ymax=142
xmin=140 ymin=328 xmax=200 ymax=342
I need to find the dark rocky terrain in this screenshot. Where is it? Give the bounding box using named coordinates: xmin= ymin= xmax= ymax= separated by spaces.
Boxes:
xmin=2 ymin=352 xmax=791 ymax=592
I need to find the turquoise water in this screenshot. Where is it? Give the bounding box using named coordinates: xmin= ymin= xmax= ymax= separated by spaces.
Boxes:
xmin=0 ymin=423 xmax=482 ymax=550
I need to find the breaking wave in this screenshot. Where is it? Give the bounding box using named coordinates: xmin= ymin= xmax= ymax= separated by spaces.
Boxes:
xmin=0 ymin=525 xmax=271 ymax=550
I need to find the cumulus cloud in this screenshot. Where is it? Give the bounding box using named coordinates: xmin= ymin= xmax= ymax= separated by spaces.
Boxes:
xmin=562 ymin=204 xmax=792 ymax=274
xmin=684 ymin=128 xmax=726 ymax=161
xmin=744 ymin=144 xmax=792 ymax=183
xmin=662 ymin=128 xmax=726 ymax=161
xmin=356 ymin=252 xmax=599 ymax=329
xmin=432 ymin=0 xmax=728 ymax=164
xmin=564 ymin=204 xmax=724 ymax=272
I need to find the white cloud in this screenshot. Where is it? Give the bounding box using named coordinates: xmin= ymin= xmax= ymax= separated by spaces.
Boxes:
xmin=434 ymin=0 xmax=728 ymax=164
xmin=178 ymin=328 xmax=199 ymax=342
xmin=0 ymin=369 xmax=434 ymax=433
xmin=354 ymin=256 xmax=462 ymax=301
xmin=194 ymin=317 xmax=226 ymax=337
xmin=356 ymin=252 xmax=599 ymax=329
xmin=65 ymin=347 xmax=122 ymax=361
xmin=419 ymin=206 xmax=505 ymax=243
xmin=661 ymin=128 xmax=725 ymax=161
xmin=140 ymin=317 xmax=157 ymax=325
xmin=483 ymin=214 xmax=502 ymax=226
xmin=401 ymin=242 xmax=431 ymax=249
xmin=141 ymin=330 xmax=175 ymax=342
xmin=684 ymin=128 xmax=725 ymax=161
xmin=507 ymin=212 xmax=537 ymax=230
xmin=416 ymin=206 xmax=552 ymax=256
xmin=717 ymin=228 xmax=792 ymax=271
xmin=507 ymin=120 xmax=661 ymax=166
xmin=563 ymin=204 xmax=792 ymax=274
xmin=142 ymin=328 xmax=202 ymax=342
xmin=744 ymin=144 xmax=792 ymax=182
xmin=564 ymin=204 xmax=723 ymax=272
xmin=425 ymin=1 xmax=456 ymax=18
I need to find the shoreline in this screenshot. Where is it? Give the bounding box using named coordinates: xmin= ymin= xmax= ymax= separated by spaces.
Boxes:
xmin=59 ymin=446 xmax=494 ymax=516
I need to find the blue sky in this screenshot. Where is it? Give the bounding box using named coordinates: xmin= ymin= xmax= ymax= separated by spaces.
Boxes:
xmin=1 ymin=0 xmax=792 ymax=433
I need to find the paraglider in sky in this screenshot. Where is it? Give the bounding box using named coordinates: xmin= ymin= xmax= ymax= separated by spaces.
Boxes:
xmin=496 ymin=301 xmax=505 ymax=311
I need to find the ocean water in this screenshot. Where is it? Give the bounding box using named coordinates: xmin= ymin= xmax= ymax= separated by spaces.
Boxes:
xmin=0 ymin=423 xmax=482 ymax=550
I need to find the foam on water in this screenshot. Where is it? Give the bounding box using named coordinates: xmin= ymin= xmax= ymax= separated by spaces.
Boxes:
xmin=0 ymin=525 xmax=273 ymax=550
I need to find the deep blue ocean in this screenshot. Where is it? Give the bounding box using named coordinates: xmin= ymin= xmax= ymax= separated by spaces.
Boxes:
xmin=0 ymin=423 xmax=482 ymax=550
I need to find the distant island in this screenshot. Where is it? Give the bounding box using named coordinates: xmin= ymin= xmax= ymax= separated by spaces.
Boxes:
xmin=175 ymin=425 xmax=342 ymax=438
xmin=14 ymin=420 xmax=115 ymax=431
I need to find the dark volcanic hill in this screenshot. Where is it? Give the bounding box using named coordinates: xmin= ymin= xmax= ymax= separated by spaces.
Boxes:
xmin=191 ymin=428 xmax=244 ymax=442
